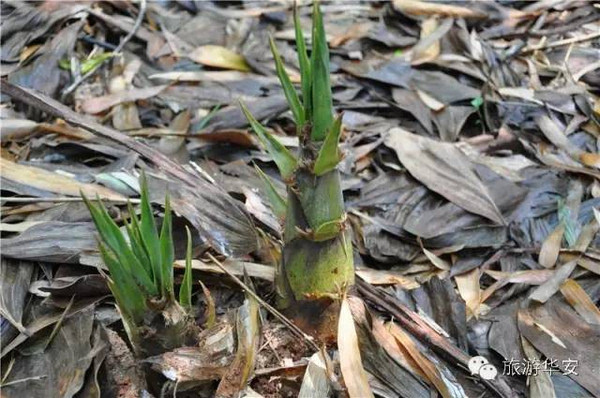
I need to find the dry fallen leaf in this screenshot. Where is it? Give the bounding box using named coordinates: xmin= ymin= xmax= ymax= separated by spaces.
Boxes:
xmin=411 ymin=17 xmax=441 ymax=65
xmin=521 ymin=337 xmax=556 ymax=398
xmin=529 ymin=260 xmax=577 ymax=303
xmin=338 ymin=297 xmax=374 ymax=398
xmin=189 ymin=45 xmax=251 ymax=72
xmin=454 ymin=269 xmax=482 ymax=319
xmin=386 ymin=322 xmax=452 ymax=398
xmin=392 ymin=0 xmax=486 ymax=18
xmin=560 ymin=279 xmax=600 ymax=325
xmin=0 ymin=157 xmax=126 ymax=201
xmin=81 ymin=85 xmax=167 ymax=114
xmin=385 ymin=128 xmax=505 ymax=225
xmin=538 ymin=223 xmax=565 ymax=268
xmin=298 ymin=352 xmax=332 ymax=398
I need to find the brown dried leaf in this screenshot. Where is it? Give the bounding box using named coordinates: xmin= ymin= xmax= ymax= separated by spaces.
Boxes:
xmin=385 ymin=128 xmax=505 ymax=225
xmin=518 ymin=300 xmax=600 ymax=397
xmin=81 ymin=85 xmax=168 ymax=114
xmin=216 ymin=295 xmax=260 ymax=397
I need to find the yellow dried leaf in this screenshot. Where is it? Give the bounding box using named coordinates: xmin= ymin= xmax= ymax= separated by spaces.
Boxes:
xmin=20 ymin=44 xmax=42 ymax=63
xmin=392 ymin=0 xmax=486 ymax=18
xmin=387 ymin=322 xmax=452 ymax=398
xmin=422 ymin=247 xmax=450 ymax=270
xmin=580 ymin=152 xmax=600 ymax=169
xmin=188 ymin=45 xmax=250 ymax=72
xmin=560 ymin=279 xmax=600 ymax=325
xmin=416 ymin=89 xmax=445 ymax=111
xmin=412 ymin=17 xmax=440 ymax=65
xmin=455 ymin=269 xmax=481 ymax=319
xmin=0 ymin=157 xmax=125 ymax=201
xmin=338 ymin=297 xmax=373 ymax=398
xmin=538 ymin=224 xmax=564 ymax=268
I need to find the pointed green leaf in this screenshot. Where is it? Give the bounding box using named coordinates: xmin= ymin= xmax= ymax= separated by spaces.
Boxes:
xmin=294 ymin=6 xmax=311 ymax=119
xmin=138 ymin=174 xmax=162 ymax=293
xmin=310 ymin=1 xmax=333 ymax=141
xmin=253 ymin=164 xmax=287 ymax=220
xmin=125 ymin=201 xmax=152 ymax=274
xmin=240 ymin=100 xmax=297 ymax=179
xmin=179 ymin=226 xmax=193 ymax=310
xmin=82 ymin=193 xmax=157 ymax=296
xmin=99 ymin=243 xmax=147 ymax=324
xmin=313 ymin=113 xmax=343 ymax=176
xmin=124 ymin=214 xmax=151 ymax=274
xmin=159 ymin=194 xmax=174 ymax=297
xmin=269 ymin=35 xmax=304 ymax=127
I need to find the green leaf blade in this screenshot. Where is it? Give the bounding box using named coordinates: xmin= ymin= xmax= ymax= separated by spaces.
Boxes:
xmin=82 ymin=193 xmax=157 ymax=296
xmin=139 ymin=175 xmax=162 ymax=294
xmin=253 ymin=164 xmax=287 ymax=220
xmin=240 ymin=101 xmax=297 ymax=179
xmin=310 ymin=2 xmax=333 ymax=141
xmin=99 ymin=243 xmax=147 ymax=324
xmin=313 ymin=113 xmax=343 ymax=176
xmin=159 ymin=194 xmax=175 ymax=297
xmin=269 ymin=36 xmax=304 ymax=127
xmin=294 ymin=6 xmax=312 ymax=119
xmin=179 ymin=227 xmax=194 ymax=310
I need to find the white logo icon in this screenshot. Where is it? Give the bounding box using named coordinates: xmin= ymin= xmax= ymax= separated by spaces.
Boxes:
xmin=468 ymin=356 xmax=497 ymax=380
xmin=479 ymin=364 xmax=498 ymax=380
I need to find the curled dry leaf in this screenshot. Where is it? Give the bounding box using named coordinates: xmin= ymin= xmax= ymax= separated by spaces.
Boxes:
xmin=146 ymin=322 xmax=235 ymax=384
xmin=338 ymin=296 xmax=374 ymax=398
xmin=215 ymin=295 xmax=260 ymax=397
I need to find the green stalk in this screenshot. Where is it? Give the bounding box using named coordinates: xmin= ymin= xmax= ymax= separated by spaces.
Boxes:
xmin=242 ymin=2 xmax=354 ymax=321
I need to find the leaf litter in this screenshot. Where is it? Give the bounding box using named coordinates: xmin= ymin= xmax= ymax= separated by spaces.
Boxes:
xmin=1 ymin=1 xmax=599 ymax=397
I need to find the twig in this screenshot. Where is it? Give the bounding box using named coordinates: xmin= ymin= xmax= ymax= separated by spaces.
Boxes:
xmin=522 ymin=31 xmax=600 ymax=53
xmin=0 ymin=197 xmax=140 ymax=204
xmin=207 ymin=253 xmax=320 ymax=352
xmin=61 ymin=0 xmax=148 ymax=98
